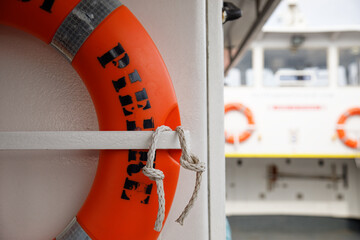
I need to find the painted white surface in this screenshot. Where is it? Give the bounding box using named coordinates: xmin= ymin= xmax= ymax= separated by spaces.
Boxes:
xmin=224 ymin=28 xmax=360 ymax=219
xmin=225 ymin=43 xmax=360 ymax=156
xmin=0 ymin=0 xmax=209 ymax=239
xmin=206 ymin=1 xmax=225 ymax=239
xmin=226 ymin=158 xmax=360 ymax=218
xmin=264 ymin=0 xmax=360 ymax=31
xmin=225 ymin=87 xmax=360 ymax=156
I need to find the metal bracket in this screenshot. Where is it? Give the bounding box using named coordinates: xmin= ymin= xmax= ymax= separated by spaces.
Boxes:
xmin=222 ymin=2 xmax=242 ymax=24
xmin=267 ymin=163 xmax=348 ymax=191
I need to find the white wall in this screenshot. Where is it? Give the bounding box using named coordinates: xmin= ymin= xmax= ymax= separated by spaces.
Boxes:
xmin=0 ymin=0 xmax=210 ymax=239
xmin=224 ymin=87 xmax=360 ymax=156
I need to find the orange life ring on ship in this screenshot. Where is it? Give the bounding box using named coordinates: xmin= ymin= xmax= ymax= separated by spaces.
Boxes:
xmin=0 ymin=0 xmax=181 ymax=239
xmin=224 ymin=103 xmax=255 ymax=144
xmin=337 ymin=107 xmax=360 ymax=149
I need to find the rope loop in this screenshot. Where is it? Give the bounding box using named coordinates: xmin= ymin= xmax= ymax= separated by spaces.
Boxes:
xmin=142 ymin=125 xmax=205 ymax=232
xmin=142 ymin=166 xmax=165 ymax=181
xmin=180 ymin=154 xmax=206 ymax=172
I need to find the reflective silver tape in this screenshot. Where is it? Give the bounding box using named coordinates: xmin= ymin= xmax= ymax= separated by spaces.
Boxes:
xmin=56 ymin=217 xmax=92 ymax=240
xmin=51 ymin=0 xmax=122 ymax=61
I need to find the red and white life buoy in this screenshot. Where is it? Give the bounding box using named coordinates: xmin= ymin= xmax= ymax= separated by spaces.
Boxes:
xmin=224 ymin=103 xmax=255 ymax=144
xmin=337 ymin=107 xmax=360 ymax=149
xmin=1 ymin=0 xmax=182 ymax=239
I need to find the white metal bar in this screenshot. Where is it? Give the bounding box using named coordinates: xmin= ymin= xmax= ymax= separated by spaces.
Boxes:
xmin=253 ymin=46 xmax=264 ymax=88
xmin=328 ymin=45 xmax=338 ymax=89
xmin=0 ymin=131 xmax=189 ymax=150
xmin=206 ymin=1 xmax=226 ymax=239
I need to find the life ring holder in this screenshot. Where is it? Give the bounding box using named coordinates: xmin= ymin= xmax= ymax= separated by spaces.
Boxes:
xmin=337 ymin=107 xmax=360 ymax=149
xmin=0 ymin=0 xmax=204 ymax=239
xmin=224 ymin=103 xmax=255 ymax=144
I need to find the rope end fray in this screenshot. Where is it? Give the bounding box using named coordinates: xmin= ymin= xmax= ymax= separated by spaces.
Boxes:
xmin=175 ymin=218 xmax=184 ymax=226
xmin=142 ymin=125 xmax=206 ymax=232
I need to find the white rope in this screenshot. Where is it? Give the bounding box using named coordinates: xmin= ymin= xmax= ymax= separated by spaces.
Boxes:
xmin=142 ymin=126 xmax=168 ymax=232
xmin=142 ymin=125 xmax=206 ymax=232
xmin=174 ymin=126 xmax=206 ymax=225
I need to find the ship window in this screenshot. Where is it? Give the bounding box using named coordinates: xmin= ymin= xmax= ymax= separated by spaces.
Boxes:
xmin=338 ymin=47 xmax=360 ymax=86
xmin=224 ymin=50 xmax=253 ymax=87
xmin=263 ymin=48 xmax=328 ymax=87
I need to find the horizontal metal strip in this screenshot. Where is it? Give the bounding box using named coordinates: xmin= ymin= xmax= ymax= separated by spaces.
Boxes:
xmin=0 ymin=131 xmax=189 ymax=150
xmin=225 ymin=153 xmax=360 ymax=159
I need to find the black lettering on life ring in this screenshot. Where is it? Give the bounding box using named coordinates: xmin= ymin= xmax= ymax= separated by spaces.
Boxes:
xmin=20 ymin=0 xmax=56 ymax=13
xmin=97 ymin=43 xmax=129 ymax=68
xmin=112 ymin=77 xmax=126 ymax=92
xmin=99 ymin=43 xmax=155 ymax=203
xmin=40 ymin=0 xmax=56 ymax=13
xmin=143 ymin=118 xmax=154 ymax=129
xmin=121 ymin=150 xmax=153 ymax=204
xmin=129 ymin=70 xmax=141 ymax=83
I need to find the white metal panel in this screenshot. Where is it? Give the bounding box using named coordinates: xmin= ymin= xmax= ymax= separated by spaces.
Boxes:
xmin=206 ymin=1 xmax=226 ymax=239
xmin=226 ymin=158 xmax=360 ymax=218
xmin=0 ymin=0 xmax=208 ymax=239
xmin=224 ymin=87 xmax=360 ymax=156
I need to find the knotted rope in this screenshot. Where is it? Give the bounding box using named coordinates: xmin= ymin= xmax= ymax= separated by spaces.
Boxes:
xmin=142 ymin=125 xmax=206 ymax=232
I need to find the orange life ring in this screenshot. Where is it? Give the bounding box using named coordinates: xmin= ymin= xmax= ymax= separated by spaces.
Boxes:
xmin=337 ymin=107 xmax=360 ymax=149
xmin=224 ymin=103 xmax=255 ymax=144
xmin=0 ymin=1 xmax=181 ymax=239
